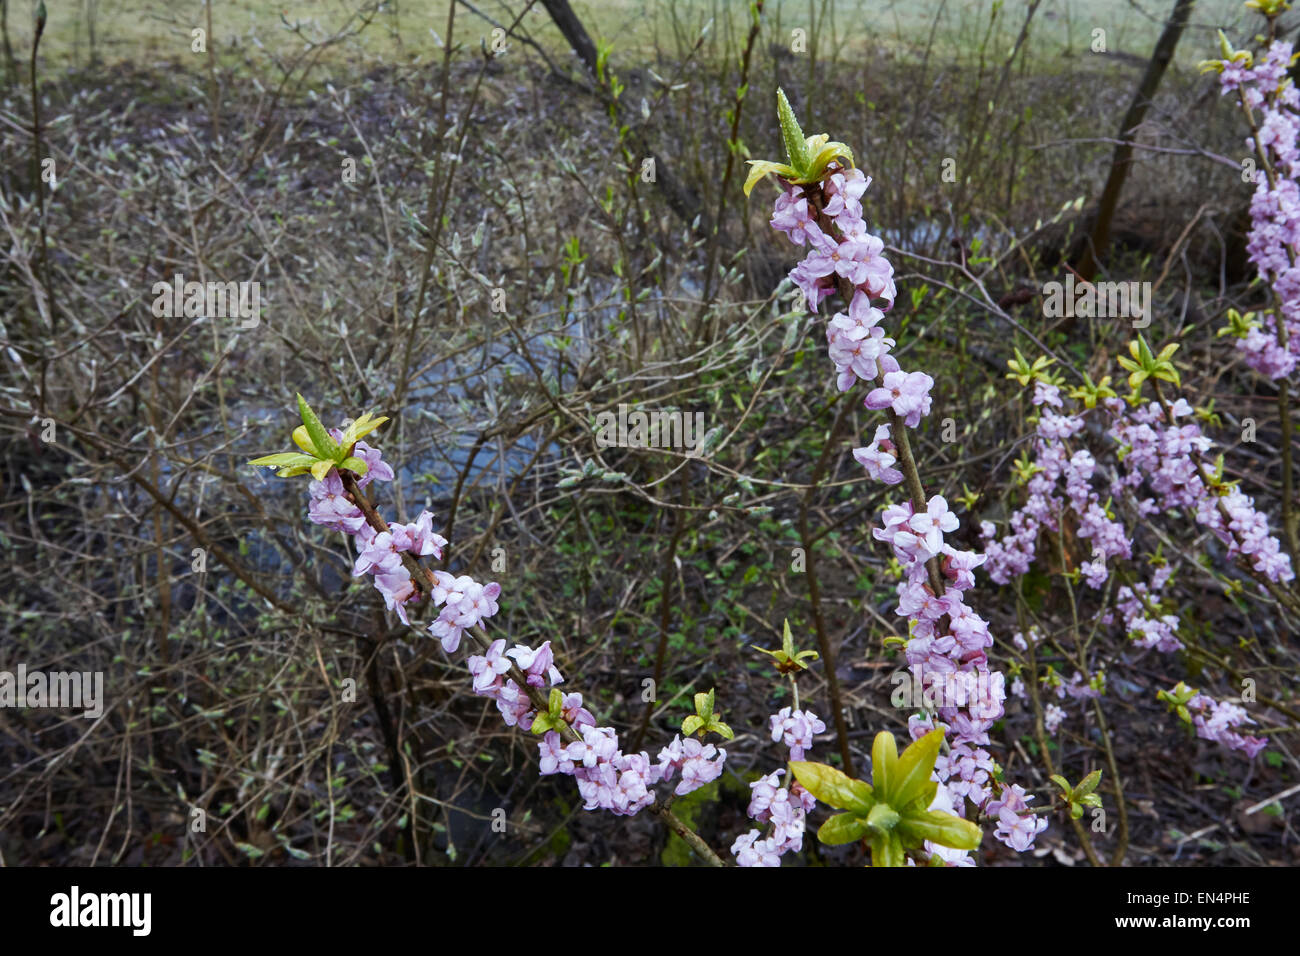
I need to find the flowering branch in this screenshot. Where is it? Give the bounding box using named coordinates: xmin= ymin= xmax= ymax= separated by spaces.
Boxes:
xmin=1203 ymin=22 xmax=1300 ymax=563
xmin=747 ymin=89 xmax=1030 ymax=862
xmin=249 ymin=396 xmax=737 ymax=866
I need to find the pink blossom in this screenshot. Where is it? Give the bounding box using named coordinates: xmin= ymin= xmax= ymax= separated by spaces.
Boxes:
xmin=770 ymin=189 xmax=824 ymax=246
xmin=468 ymin=638 xmax=512 ymax=693
xmin=307 ymin=471 xmax=367 ymax=533
xmin=853 ymin=423 xmax=904 ymax=485
xmin=732 ymin=830 xmax=781 ymax=867
xmin=538 ymin=731 xmax=575 ymax=775
xmin=507 ymin=641 xmax=564 ymax=688
xmin=907 ymin=495 xmax=959 ymax=557
xmin=863 ymin=365 xmax=934 ymax=428
xmin=769 ymin=707 xmax=827 ymax=760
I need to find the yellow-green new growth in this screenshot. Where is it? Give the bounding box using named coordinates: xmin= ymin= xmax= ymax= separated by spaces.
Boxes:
xmin=742 ymin=88 xmax=855 ymax=196
xmin=248 ymin=394 xmax=389 ymax=481
xmin=1157 ymin=681 xmax=1198 ymax=726
xmin=1050 ymin=770 xmax=1104 ymax=821
xmin=752 ymin=619 xmax=820 ymax=675
xmin=682 ymin=688 xmax=734 ymax=740
xmin=1005 ymin=347 xmax=1057 ymax=388
xmin=1067 ymin=372 xmax=1118 ymax=409
xmin=1116 ymin=335 xmax=1180 ymax=395
xmin=1244 ymin=0 xmax=1291 ymax=17
xmin=1217 ymin=308 xmax=1260 ymax=340
xmin=791 ymin=729 xmax=982 ymax=866
xmin=530 ymin=689 xmax=570 ymax=736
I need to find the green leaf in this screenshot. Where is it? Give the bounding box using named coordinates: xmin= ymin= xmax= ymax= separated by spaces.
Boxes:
xmin=310 ymin=458 xmax=336 ymax=481
xmin=709 ymin=720 xmax=735 ymax=741
xmin=292 ymin=425 xmax=319 ymax=456
xmin=806 ymin=138 xmax=855 ymax=178
xmin=681 ymin=715 xmax=704 ymax=737
xmin=871 ymin=731 xmax=899 ymax=802
xmin=338 ymin=456 xmax=370 ymax=476
xmin=694 ymin=689 xmax=716 ymax=718
xmin=248 ymin=452 xmax=319 ymax=469
xmin=906 ymin=779 xmax=939 ymax=813
xmin=897 ymin=810 xmax=982 ymax=850
xmin=297 ymin=393 xmax=340 ymax=462
xmin=1135 ymin=336 xmax=1154 ymax=365
xmin=866 ymin=803 xmax=901 ymax=833
xmin=893 ymin=728 xmax=944 ymax=808
xmin=531 ymin=713 xmax=560 ymax=734
xmin=1076 ymin=770 xmax=1102 ymax=797
xmin=340 ymin=412 xmax=390 ymax=448
xmin=789 ymin=761 xmax=874 ymax=813
xmin=742 ymin=159 xmax=796 ymax=197
xmin=776 ymin=88 xmax=811 ymax=177
xmin=870 ymin=832 xmax=906 ymax=867
xmin=817 ymin=812 xmax=871 ymax=845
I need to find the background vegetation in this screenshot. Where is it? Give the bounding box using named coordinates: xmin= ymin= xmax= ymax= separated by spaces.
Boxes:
xmin=1 ymin=0 xmax=1297 ymax=866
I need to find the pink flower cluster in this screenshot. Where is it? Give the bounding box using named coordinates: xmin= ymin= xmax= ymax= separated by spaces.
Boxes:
xmin=469 ymin=639 xmax=565 ymax=727
xmin=986 ymin=388 xmax=1292 ymax=600
xmin=984 ymin=783 xmax=1045 ymax=852
xmin=1185 ymin=692 xmax=1268 ymax=759
xmin=731 ymin=708 xmax=824 ymax=867
xmin=853 ymin=423 xmax=904 ymax=485
xmin=732 ymin=769 xmax=816 ymax=867
xmin=307 ymin=440 xmax=393 ymax=535
xmin=295 ymin=423 xmax=840 ymax=849
xmin=295 ymin=434 xmax=545 ymax=768
xmin=1109 ymin=575 xmax=1181 ymax=653
xmin=866 ymin=362 xmax=934 ymax=428
xmin=659 ymin=735 xmax=729 ymax=795
xmin=1110 ymin=399 xmax=1293 ymax=584
xmin=764 ymin=167 xmax=1038 ymax=858
xmin=455 ymin=627 xmax=729 ymax=818
xmin=352 ymin=514 xmax=450 ymax=624
xmin=769 ymin=705 xmax=826 ymax=761
xmin=448 ymin=595 xmax=728 ymax=818
xmin=982 ymin=383 xmax=1130 ymax=587
xmin=1218 ymin=40 xmax=1300 ymax=381
xmin=306 ymin=437 xmax=461 ymax=625
xmin=983 ymin=380 xmax=1285 ymax=758
xmin=302 ymin=429 xmax=509 ymax=640
xmin=428 ymin=572 xmax=502 ymax=652
xmin=1043 ymin=704 xmax=1066 ymax=735
xmin=878 ymin=488 xmax=1025 ymax=850
xmin=827 ymin=291 xmax=895 ymax=392
xmin=778 ymin=169 xmax=897 ymax=317
xmin=536 ymin=726 xmax=727 ymax=817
